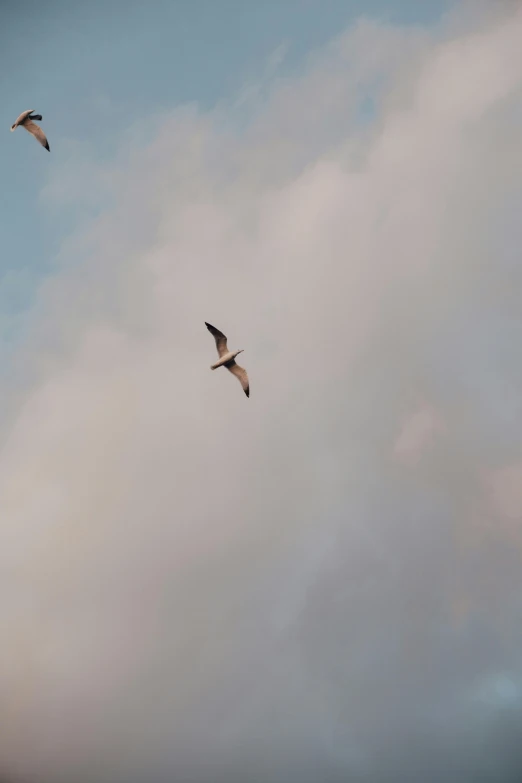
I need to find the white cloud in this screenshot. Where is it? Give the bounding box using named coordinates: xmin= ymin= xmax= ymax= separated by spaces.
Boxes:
xmin=2 ymin=4 xmax=522 ymax=782
xmin=393 ymin=401 xmax=446 ymax=464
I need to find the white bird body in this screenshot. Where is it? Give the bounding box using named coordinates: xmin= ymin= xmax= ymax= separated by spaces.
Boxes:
xmin=10 ymin=109 xmax=50 ymax=151
xmin=205 ymin=322 xmax=250 ymax=398
xmin=211 ymin=349 xmax=243 ymax=370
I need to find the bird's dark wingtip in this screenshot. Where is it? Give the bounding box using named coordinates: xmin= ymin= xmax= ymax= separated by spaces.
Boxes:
xmin=245 ymin=388 xmax=250 ymax=398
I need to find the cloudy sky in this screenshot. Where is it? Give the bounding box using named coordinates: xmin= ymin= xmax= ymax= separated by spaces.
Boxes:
xmin=1 ymin=1 xmax=522 ymax=781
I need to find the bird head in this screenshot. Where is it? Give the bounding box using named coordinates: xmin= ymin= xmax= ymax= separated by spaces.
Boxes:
xmin=235 ymin=349 xmax=244 ymax=357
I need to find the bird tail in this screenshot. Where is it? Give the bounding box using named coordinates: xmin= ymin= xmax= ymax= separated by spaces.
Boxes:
xmin=30 ymin=114 xmax=43 ymax=121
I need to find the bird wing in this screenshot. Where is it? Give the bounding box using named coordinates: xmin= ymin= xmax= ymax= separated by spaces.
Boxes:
xmin=23 ymin=119 xmax=50 ymax=151
xmin=13 ymin=110 xmax=34 ymax=127
xmin=226 ymin=360 xmax=250 ymax=397
xmin=205 ymin=322 xmax=228 ymax=357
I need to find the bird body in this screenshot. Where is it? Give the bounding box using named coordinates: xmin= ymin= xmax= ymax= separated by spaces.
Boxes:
xmin=210 ymin=349 xmax=243 ymax=370
xmin=205 ymin=322 xmax=250 ymax=397
xmin=10 ymin=109 xmax=50 ymax=151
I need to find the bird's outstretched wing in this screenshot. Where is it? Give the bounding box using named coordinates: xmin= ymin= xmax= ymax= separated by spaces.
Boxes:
xmin=226 ymin=360 xmax=250 ymax=398
xmin=23 ymin=119 xmax=50 ymax=151
xmin=205 ymin=322 xmax=228 ymax=357
xmin=11 ymin=109 xmax=34 ymax=129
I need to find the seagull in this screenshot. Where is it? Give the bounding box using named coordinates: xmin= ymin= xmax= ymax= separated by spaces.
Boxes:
xmin=11 ymin=110 xmax=50 ymax=151
xmin=205 ymin=322 xmax=250 ymax=398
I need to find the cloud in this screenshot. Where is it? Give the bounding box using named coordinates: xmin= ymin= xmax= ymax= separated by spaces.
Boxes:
xmin=393 ymin=401 xmax=446 ymax=464
xmin=487 ymin=462 xmax=522 ymax=522
xmin=234 ymin=40 xmax=290 ymax=110
xmin=2 ymin=3 xmax=522 ymax=782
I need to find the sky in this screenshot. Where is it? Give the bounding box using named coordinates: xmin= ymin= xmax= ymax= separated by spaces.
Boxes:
xmin=0 ymin=0 xmax=451 ymax=350
xmin=1 ymin=0 xmax=522 ymax=781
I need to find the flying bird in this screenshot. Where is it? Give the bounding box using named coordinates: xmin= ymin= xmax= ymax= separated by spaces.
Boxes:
xmin=10 ymin=110 xmax=50 ymax=151
xmin=205 ymin=322 xmax=250 ymax=398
